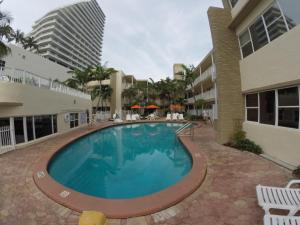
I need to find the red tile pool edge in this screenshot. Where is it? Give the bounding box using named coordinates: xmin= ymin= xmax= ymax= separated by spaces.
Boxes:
xmin=33 ymin=122 xmax=207 ymax=219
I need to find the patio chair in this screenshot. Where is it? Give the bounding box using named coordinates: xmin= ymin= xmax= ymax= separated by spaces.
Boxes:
xmin=264 ymin=215 xmax=300 ymax=225
xmin=149 ymin=114 xmax=155 ymax=120
xmin=126 ymin=114 xmax=131 ymax=121
xmin=166 ymin=114 xmax=171 ymax=120
xmin=256 ymin=180 xmax=300 ymax=216
xmin=131 ymin=114 xmax=137 ymax=121
xmin=171 ymin=113 xmax=178 ymax=120
xmin=178 ymin=114 xmax=184 ymax=120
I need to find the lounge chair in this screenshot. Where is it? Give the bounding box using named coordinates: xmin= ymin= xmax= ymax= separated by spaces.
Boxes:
xmin=178 ymin=114 xmax=184 ymax=120
xmin=171 ymin=113 xmax=178 ymax=120
xmin=131 ymin=114 xmax=137 ymax=121
xmin=264 ymin=215 xmax=300 ymax=225
xmin=149 ymin=114 xmax=155 ymax=120
xmin=256 ymin=180 xmax=300 ymax=215
xmin=126 ymin=114 xmax=131 ymax=121
xmin=166 ymin=114 xmax=171 ymax=120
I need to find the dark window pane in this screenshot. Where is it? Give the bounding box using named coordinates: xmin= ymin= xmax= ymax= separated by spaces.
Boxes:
xmin=278 ymin=0 xmax=300 ymax=29
xmin=267 ymin=17 xmax=287 ymax=41
xmin=70 ymin=113 xmax=79 ymax=128
xmin=263 ymin=2 xmax=282 ymax=26
xmin=278 ymin=108 xmax=299 ymax=128
xmin=241 ymin=42 xmax=253 ymax=58
xmin=246 ymin=93 xmax=258 ymax=107
xmin=26 ymin=117 xmax=34 ymax=141
xmin=247 ymin=109 xmax=259 ymax=122
xmin=35 ymin=115 xmax=52 ymax=139
xmin=53 ymin=115 xmax=57 ymax=133
xmin=260 ymin=91 xmax=275 ymax=125
xmin=14 ymin=117 xmax=25 ymax=144
xmin=278 ymin=87 xmax=299 ymax=106
xmin=250 ymin=17 xmax=269 ymax=51
xmin=0 ymin=118 xmax=9 ymax=126
xmin=239 ymin=30 xmax=251 ymax=46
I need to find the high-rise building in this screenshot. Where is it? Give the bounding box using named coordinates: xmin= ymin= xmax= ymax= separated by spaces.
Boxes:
xmin=30 ymin=0 xmax=105 ymax=70
xmin=173 ymin=64 xmax=185 ymax=80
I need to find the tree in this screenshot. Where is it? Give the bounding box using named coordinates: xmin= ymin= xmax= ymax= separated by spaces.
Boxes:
xmin=92 ymin=85 xmax=113 ymax=112
xmin=13 ymin=29 xmax=25 ymax=44
xmin=122 ymin=86 xmax=138 ymax=108
xmin=23 ymin=36 xmax=39 ymax=51
xmin=65 ymin=67 xmax=92 ymax=91
xmin=0 ymin=2 xmax=14 ymax=58
xmin=180 ymin=65 xmax=199 ymax=115
xmin=90 ymin=64 xmax=116 ymax=112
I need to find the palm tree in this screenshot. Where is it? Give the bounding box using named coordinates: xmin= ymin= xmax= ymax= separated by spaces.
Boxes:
xmin=0 ymin=2 xmax=14 ymax=58
xmin=122 ymin=86 xmax=138 ymax=108
xmin=65 ymin=67 xmax=92 ymax=91
xmin=13 ymin=29 xmax=25 ymax=44
xmin=23 ymin=36 xmax=39 ymax=51
xmin=180 ymin=65 xmax=198 ymax=115
xmin=90 ymin=64 xmax=116 ymax=111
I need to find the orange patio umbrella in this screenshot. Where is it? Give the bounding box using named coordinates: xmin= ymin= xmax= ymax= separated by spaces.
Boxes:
xmin=146 ymin=105 xmax=160 ymax=109
xmin=131 ymin=105 xmax=142 ymax=109
xmin=170 ymin=104 xmax=185 ymax=110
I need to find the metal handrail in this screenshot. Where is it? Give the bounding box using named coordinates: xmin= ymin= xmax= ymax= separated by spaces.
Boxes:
xmin=176 ymin=123 xmax=192 ymax=134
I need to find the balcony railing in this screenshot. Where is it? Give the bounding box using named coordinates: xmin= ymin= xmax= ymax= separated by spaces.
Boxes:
xmin=0 ymin=67 xmax=91 ymax=100
xmin=187 ymin=88 xmax=216 ymax=103
xmin=187 ymin=64 xmax=216 ymax=90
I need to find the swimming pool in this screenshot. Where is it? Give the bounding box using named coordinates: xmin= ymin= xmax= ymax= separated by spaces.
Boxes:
xmin=48 ymin=123 xmax=192 ymax=199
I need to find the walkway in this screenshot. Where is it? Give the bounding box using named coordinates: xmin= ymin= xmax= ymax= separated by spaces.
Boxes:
xmin=0 ymin=123 xmax=292 ymax=225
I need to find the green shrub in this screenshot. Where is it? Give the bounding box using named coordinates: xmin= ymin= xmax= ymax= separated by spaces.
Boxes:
xmin=293 ymin=166 xmax=300 ymax=178
xmin=233 ymin=130 xmax=246 ymax=143
xmin=234 ymin=138 xmax=263 ymax=155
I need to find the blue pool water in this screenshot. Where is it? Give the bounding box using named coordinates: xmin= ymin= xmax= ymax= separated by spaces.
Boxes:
xmin=48 ymin=123 xmax=192 ymax=199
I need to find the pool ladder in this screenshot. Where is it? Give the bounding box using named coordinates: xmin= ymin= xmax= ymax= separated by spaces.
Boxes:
xmin=176 ymin=123 xmax=193 ymax=136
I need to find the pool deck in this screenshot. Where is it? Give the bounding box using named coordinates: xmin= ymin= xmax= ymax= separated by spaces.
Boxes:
xmin=0 ymin=121 xmax=293 ymax=225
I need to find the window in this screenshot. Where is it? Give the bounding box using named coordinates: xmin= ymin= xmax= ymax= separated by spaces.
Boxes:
xmin=14 ymin=117 xmax=25 ymax=144
xmin=263 ymin=2 xmax=287 ymax=41
xmin=70 ymin=113 xmax=79 ymax=128
xmin=260 ymin=91 xmax=276 ymax=125
xmin=238 ymin=0 xmax=298 ymax=59
xmin=246 ymin=94 xmax=259 ymax=122
xmin=278 ymin=87 xmax=299 ymax=128
xmin=239 ymin=30 xmax=253 ymax=58
xmin=245 ymin=87 xmax=300 ymax=129
xmin=34 ymin=115 xmax=53 ymax=139
xmin=278 ymin=0 xmax=300 ymax=29
xmin=228 ymin=0 xmax=238 ymax=8
xmin=52 ymin=115 xmax=57 ymax=133
xmin=26 ymin=117 xmax=34 ymax=141
xmin=0 ymin=60 xmax=5 ymax=70
xmin=249 ymin=17 xmax=269 ymax=51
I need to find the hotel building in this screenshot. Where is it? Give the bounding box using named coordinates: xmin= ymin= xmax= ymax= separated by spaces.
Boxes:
xmin=187 ymin=0 xmax=300 ymax=168
xmin=30 ymin=0 xmax=105 ymax=70
xmin=0 ymin=45 xmax=92 ymax=153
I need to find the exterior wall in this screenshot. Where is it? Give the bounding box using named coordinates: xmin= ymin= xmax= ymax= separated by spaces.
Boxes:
xmin=243 ymin=122 xmax=300 ymax=167
xmin=173 ymin=64 xmax=184 ymax=80
xmin=208 ymin=7 xmax=244 ymax=143
xmin=231 ymin=0 xmax=249 ymax=19
xmin=110 ymin=71 xmax=124 ymax=116
xmin=4 ymin=45 xmax=70 ymax=81
xmin=240 ymin=25 xmax=300 ymax=92
xmin=0 ymin=82 xmax=92 ymax=133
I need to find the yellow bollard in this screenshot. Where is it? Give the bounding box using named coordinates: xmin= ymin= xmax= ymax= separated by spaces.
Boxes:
xmin=79 ymin=211 xmax=107 ymax=225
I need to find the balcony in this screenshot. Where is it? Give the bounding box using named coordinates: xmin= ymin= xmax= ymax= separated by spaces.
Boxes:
xmin=187 ymin=64 xmax=216 ymax=90
xmin=0 ymin=67 xmax=91 ymax=100
xmin=187 ymin=88 xmax=216 ymax=104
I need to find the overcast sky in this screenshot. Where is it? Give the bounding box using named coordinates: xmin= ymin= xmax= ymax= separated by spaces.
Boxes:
xmin=2 ymin=0 xmax=223 ymax=81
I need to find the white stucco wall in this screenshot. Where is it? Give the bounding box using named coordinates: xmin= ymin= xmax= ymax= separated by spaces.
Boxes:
xmin=243 ymin=122 xmax=300 ymax=167
xmin=3 ymin=44 xmax=70 ymax=81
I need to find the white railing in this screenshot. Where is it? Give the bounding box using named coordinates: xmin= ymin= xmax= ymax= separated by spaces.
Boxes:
xmin=0 ymin=67 xmax=91 ymax=100
xmin=187 ymin=88 xmax=216 ymax=104
xmin=0 ymin=126 xmax=15 ymax=154
xmin=187 ymin=64 xmax=216 ymax=90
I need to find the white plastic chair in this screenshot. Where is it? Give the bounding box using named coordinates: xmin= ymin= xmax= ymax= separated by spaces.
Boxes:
xmin=264 ymin=215 xmax=300 ymax=225
xmin=131 ymin=114 xmax=137 ymax=121
xmin=166 ymin=114 xmax=171 ymax=120
xmin=256 ymin=180 xmax=300 ymax=216
xmin=178 ymin=114 xmax=184 ymax=120
xmin=126 ymin=114 xmax=131 ymax=121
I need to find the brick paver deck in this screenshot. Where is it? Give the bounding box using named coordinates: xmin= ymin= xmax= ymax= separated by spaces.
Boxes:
xmin=0 ymin=123 xmax=292 ymax=225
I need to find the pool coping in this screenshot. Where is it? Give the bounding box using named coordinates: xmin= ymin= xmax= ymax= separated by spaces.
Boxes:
xmin=33 ymin=121 xmax=207 ymax=219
